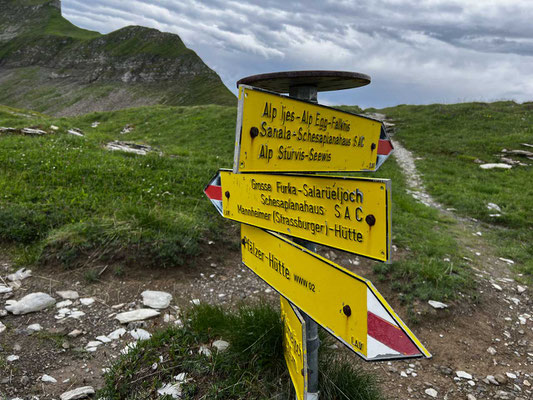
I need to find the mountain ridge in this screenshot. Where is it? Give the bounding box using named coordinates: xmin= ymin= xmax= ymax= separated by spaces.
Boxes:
xmin=0 ymin=0 xmax=235 ymax=115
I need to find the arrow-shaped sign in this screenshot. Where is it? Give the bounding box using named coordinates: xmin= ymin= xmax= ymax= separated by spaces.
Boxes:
xmin=240 ymin=224 xmax=431 ymax=361
xmin=204 ymin=169 xmax=391 ymax=262
xmin=233 ymin=85 xmax=393 ymax=173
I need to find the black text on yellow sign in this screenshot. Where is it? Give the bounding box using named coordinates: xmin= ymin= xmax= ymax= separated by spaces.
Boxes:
xmin=221 ymin=170 xmax=391 ymax=261
xmin=280 ymin=296 xmax=307 ymax=400
xmin=234 ymin=85 xmax=383 ymax=173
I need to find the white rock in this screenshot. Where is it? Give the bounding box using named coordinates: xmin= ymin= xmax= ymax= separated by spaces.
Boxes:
xmin=164 ymin=313 xmax=176 ymax=323
xmin=510 ymin=297 xmax=520 ymax=305
xmin=27 ymin=323 xmax=43 ymax=333
xmin=517 ymin=285 xmax=527 ymax=294
xmin=67 ymin=129 xmax=84 ymax=137
xmin=115 ymin=309 xmax=160 ymax=324
xmin=68 ymin=329 xmax=83 ymax=338
xmin=157 ymin=382 xmax=182 ymax=398
xmin=0 ymin=321 xmax=6 ymax=333
xmin=492 ymin=283 xmax=503 ymax=291
xmin=487 ymin=203 xmax=502 ymax=212
xmin=7 ymin=355 xmax=19 ymax=362
xmin=175 ymin=372 xmax=188 ymax=383
xmin=498 ymin=257 xmax=514 ymax=265
xmin=467 ymin=395 xmax=477 ymax=400
xmin=0 ymin=310 xmax=6 ymax=317
xmin=69 ymin=311 xmax=86 ymax=319
xmin=212 ymin=339 xmax=230 ymax=353
xmin=56 ymin=300 xmax=73 ymax=308
xmin=467 ymin=380 xmax=475 ymax=386
xmin=0 ymin=284 xmax=12 ymax=294
xmin=487 ymin=346 xmax=497 ymax=355
xmin=424 ymin=388 xmax=438 ymax=398
xmin=91 ymin=122 xmax=100 ymax=128
xmin=191 ymin=299 xmax=200 ymax=306
xmin=141 ymin=290 xmax=172 ymax=309
xmin=60 ymin=386 xmax=95 ymax=400
xmin=50 ymin=125 xmax=59 ymax=130
xmin=79 ymin=298 xmax=95 ymax=306
xmin=96 ymin=335 xmax=112 ymax=343
xmin=199 ymin=345 xmax=212 ymax=357
xmin=428 ymin=300 xmax=448 ymax=309
xmin=107 ymin=328 xmax=126 ymax=340
xmin=5 ymin=292 xmax=55 ymax=315
xmin=456 ymin=370 xmax=473 ymax=379
xmin=41 ymin=374 xmax=57 ymax=383
xmin=7 ymin=268 xmax=32 ymax=281
xmin=111 ymin=303 xmax=125 ymax=309
xmin=486 ymin=375 xmax=499 ymax=385
xmin=130 ymin=328 xmax=151 ymax=340
xmin=86 ymin=341 xmax=103 ymax=348
xmin=56 ymin=290 xmax=79 ymax=300
xmin=479 ymin=163 xmax=512 ymax=170
xmin=506 ymin=372 xmax=517 ymax=379
xmin=400 ymin=371 xmax=408 ymax=377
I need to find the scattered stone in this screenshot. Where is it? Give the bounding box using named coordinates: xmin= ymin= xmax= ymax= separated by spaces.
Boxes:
xmin=56 ymin=300 xmax=73 ymax=308
xmin=157 ymin=382 xmax=182 ymax=399
xmin=199 ymin=345 xmax=212 ymax=357
xmin=505 ymin=372 xmax=517 ymax=379
xmin=105 ymin=141 xmax=155 ymax=155
xmin=21 ymin=128 xmax=47 ymax=135
xmin=502 ymin=148 xmax=533 ymax=157
xmin=107 ymin=328 xmax=126 ymax=340
xmin=69 ymin=310 xmax=86 ymax=319
xmin=487 ymin=346 xmax=497 ymax=355
xmin=96 ymin=335 xmax=112 ymax=343
xmin=439 ymin=366 xmax=453 ymax=376
xmin=57 ymin=290 xmax=79 ymax=300
xmin=494 ymin=373 xmax=508 ymax=385
xmin=91 ymin=122 xmax=100 ymax=128
xmin=456 ymin=370 xmax=473 ymax=380
xmin=0 ymin=284 xmax=12 ymax=294
xmin=121 ymin=124 xmax=134 ymax=134
xmin=68 ymin=329 xmax=83 ymax=338
xmin=60 ymin=386 xmax=95 ymax=400
xmin=492 ymin=283 xmax=503 ymax=291
xmin=479 ymin=163 xmax=512 ymax=170
xmin=510 ymin=297 xmax=520 ymax=305
xmin=27 ymin=323 xmax=42 ymax=333
xmin=498 ymin=257 xmax=514 ymax=265
xmin=400 ymin=371 xmax=408 ymax=377
xmin=467 ymin=395 xmax=476 ymax=400
xmin=111 ymin=303 xmax=125 ymax=309
xmin=130 ymin=328 xmax=151 ymax=340
xmin=0 ymin=310 xmax=7 ymax=317
xmin=50 ymin=125 xmax=59 ymax=130
xmin=7 ymin=355 xmax=19 ymax=362
xmin=5 ymin=292 xmax=55 ymax=315
xmin=517 ymin=285 xmax=527 ymax=294
xmin=67 ymin=128 xmax=84 ymax=137
xmin=7 ymin=268 xmax=32 ymax=281
xmin=212 ymin=339 xmax=229 ymax=353
xmin=487 ymin=203 xmax=502 ymax=212
xmin=141 ymin=290 xmax=172 ymax=309
xmin=424 ymin=388 xmax=438 ymax=398
xmin=0 ymin=321 xmax=6 ymax=333
xmin=191 ymin=299 xmax=200 ymax=306
xmin=86 ymin=340 xmax=103 ymax=348
xmin=79 ymin=297 xmax=95 ymax=306
xmin=115 ymin=309 xmax=160 ymax=324
xmin=41 ymin=374 xmax=57 ymax=383
xmin=428 ymin=300 xmax=448 ymax=309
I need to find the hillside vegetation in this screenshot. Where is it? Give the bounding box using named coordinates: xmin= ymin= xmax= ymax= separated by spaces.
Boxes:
xmin=0 ymin=0 xmax=235 ymax=115
xmin=380 ymin=101 xmax=533 ymax=279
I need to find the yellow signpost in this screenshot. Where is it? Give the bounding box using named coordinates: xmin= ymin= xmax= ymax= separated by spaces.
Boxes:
xmin=280 ymin=296 xmax=307 ymax=400
xmin=213 ymin=169 xmax=391 ymax=262
xmin=241 ymin=224 xmax=431 ymax=360
xmin=234 ymin=85 xmax=384 ymax=173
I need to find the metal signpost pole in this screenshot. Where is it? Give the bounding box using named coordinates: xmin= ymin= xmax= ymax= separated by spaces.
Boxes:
xmin=289 ymin=84 xmax=320 ymax=400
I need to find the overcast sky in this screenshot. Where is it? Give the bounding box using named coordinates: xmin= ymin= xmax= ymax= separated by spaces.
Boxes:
xmin=62 ymin=0 xmax=533 ymax=108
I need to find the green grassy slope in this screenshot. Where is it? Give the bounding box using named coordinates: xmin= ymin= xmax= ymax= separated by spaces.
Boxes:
xmin=379 ymin=101 xmax=533 ymax=279
xmin=0 ymin=103 xmax=473 ymax=306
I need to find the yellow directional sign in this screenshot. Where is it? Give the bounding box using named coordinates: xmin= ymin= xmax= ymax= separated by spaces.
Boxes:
xmin=233 ymin=85 xmax=384 ymax=173
xmin=280 ymin=296 xmax=307 ymax=400
xmin=241 ymin=225 xmax=431 ymax=361
xmin=210 ymin=169 xmax=391 ymax=262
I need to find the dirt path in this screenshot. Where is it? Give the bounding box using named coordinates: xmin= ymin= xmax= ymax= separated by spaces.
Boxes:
xmin=1 ymin=133 xmax=531 ymax=399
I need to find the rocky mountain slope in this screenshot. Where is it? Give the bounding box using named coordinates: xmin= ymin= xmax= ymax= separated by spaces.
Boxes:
xmin=0 ymin=0 xmax=235 ymax=115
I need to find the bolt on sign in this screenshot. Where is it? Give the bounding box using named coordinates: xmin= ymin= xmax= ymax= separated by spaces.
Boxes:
xmin=233 ymin=85 xmax=393 ymax=173
xmin=241 ymin=224 xmax=431 ymax=361
xmin=204 ymin=169 xmax=391 ymax=262
xmin=280 ymin=295 xmax=307 ymax=400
